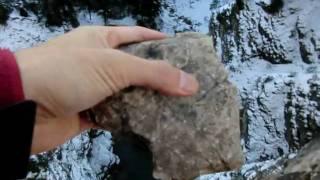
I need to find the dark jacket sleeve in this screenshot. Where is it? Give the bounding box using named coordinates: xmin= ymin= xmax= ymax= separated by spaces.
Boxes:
xmin=0 ymin=101 xmax=36 ymax=179
xmin=0 ymin=49 xmax=35 ymax=179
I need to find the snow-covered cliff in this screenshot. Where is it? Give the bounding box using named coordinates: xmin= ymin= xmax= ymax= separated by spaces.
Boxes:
xmin=210 ymin=0 xmax=320 ymax=163
xmin=205 ymin=0 xmax=320 ymax=179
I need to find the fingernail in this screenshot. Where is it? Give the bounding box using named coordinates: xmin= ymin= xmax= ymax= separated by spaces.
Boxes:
xmin=179 ymin=70 xmax=198 ymax=95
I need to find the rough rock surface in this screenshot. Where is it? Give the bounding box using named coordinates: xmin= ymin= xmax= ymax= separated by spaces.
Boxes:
xmin=200 ymin=0 xmax=320 ymax=179
xmin=94 ymin=33 xmax=243 ymax=179
xmin=277 ymin=136 xmax=320 ymax=180
xmin=239 ymin=74 xmax=320 ymax=162
xmin=258 ymin=136 xmax=320 ymax=180
xmin=211 ymin=0 xmax=320 ymax=65
xmin=201 ymin=136 xmax=320 ymax=180
xmin=210 ymin=0 xmax=320 ymax=165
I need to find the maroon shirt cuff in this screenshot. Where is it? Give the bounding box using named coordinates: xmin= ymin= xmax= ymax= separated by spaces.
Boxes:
xmin=0 ymin=49 xmax=25 ymax=107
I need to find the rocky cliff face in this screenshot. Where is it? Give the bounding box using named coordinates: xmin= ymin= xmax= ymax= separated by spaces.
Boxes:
xmin=0 ymin=0 xmax=212 ymax=33
xmin=211 ymin=0 xmax=320 ymax=65
xmin=210 ymin=0 xmax=320 ymax=164
xmin=27 ymin=130 xmax=119 ymax=179
xmin=202 ymin=0 xmax=320 ymax=179
xmin=200 ymin=135 xmax=320 ymax=180
xmin=276 ymin=136 xmax=320 ymax=180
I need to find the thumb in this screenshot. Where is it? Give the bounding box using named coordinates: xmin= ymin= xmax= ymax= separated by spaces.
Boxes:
xmin=104 ymin=50 xmax=199 ymax=96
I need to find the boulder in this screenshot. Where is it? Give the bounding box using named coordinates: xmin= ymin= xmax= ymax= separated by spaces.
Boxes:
xmin=199 ymin=136 xmax=320 ymax=180
xmin=279 ymin=136 xmax=320 ymax=180
xmin=93 ymin=33 xmax=243 ymax=179
xmin=260 ymin=136 xmax=320 ymax=180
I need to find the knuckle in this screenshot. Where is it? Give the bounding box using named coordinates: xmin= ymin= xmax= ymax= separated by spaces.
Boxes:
xmin=152 ymin=60 xmax=175 ymax=74
xmin=155 ymin=60 xmax=171 ymax=68
xmin=106 ymin=29 xmax=120 ymax=46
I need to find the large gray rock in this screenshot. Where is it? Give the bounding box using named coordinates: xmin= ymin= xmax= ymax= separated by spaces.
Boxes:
xmin=255 ymin=135 xmax=320 ymax=180
xmin=279 ymin=136 xmax=320 ymax=180
xmin=93 ymin=33 xmax=243 ymax=179
xmin=202 ymin=136 xmax=320 ymax=180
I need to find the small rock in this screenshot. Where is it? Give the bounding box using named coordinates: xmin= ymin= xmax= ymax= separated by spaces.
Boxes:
xmin=94 ymin=33 xmax=243 ymax=179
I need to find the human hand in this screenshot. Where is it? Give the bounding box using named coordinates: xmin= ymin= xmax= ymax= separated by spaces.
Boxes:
xmin=15 ymin=26 xmax=199 ymax=154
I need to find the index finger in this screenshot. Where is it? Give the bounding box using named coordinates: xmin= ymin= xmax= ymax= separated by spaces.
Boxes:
xmin=105 ymin=26 xmax=167 ymax=48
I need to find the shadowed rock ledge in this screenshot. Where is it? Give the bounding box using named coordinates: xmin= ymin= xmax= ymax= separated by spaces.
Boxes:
xmin=93 ymin=33 xmax=243 ymax=179
xmin=265 ymin=136 xmax=320 ymax=180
